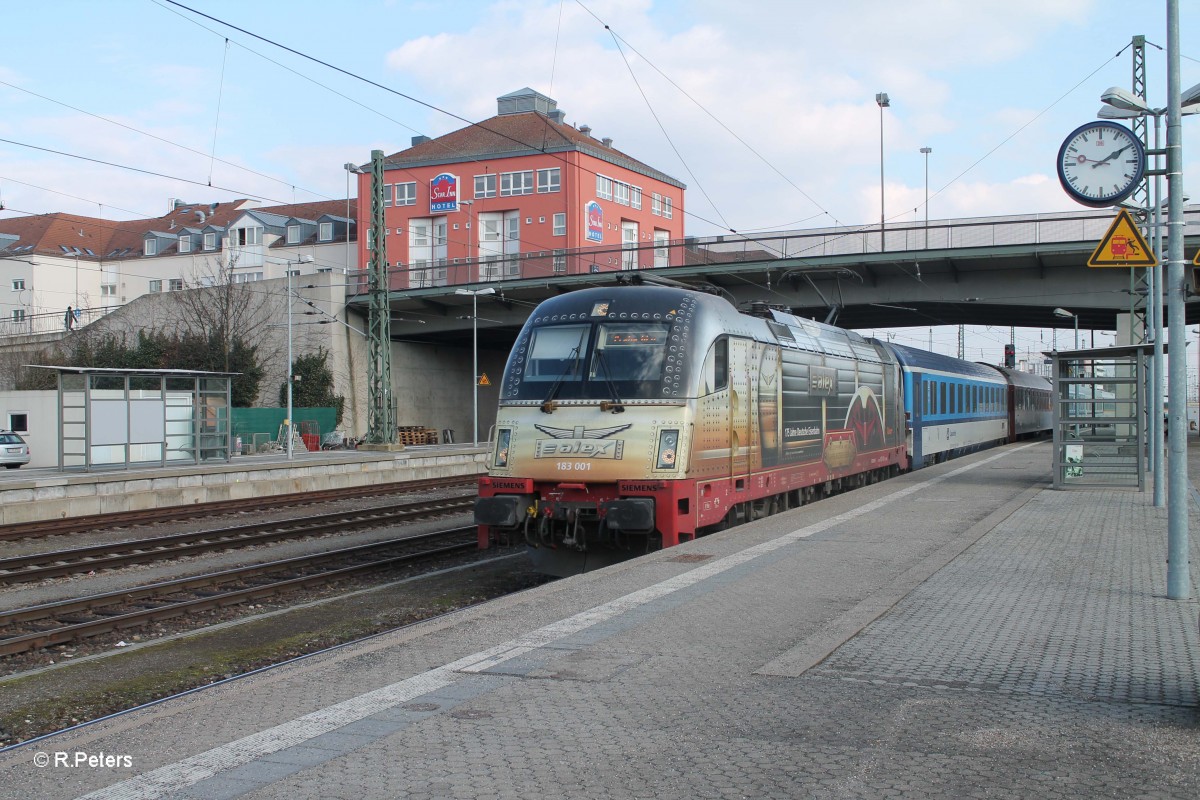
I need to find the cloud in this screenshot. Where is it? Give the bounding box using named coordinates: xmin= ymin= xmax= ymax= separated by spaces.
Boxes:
xmin=373 ymin=0 xmax=1115 ymax=234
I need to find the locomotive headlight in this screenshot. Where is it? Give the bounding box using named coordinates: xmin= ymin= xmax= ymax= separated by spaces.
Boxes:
xmin=655 ymin=429 xmax=680 ymax=470
xmin=494 ymin=428 xmax=512 ymax=468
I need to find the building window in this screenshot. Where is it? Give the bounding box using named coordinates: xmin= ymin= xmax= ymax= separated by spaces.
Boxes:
xmin=319 ymin=222 xmax=333 ymax=241
xmin=317 ymin=267 xmax=332 ymax=274
xmin=203 ymin=232 xmax=216 ymax=250
xmin=11 ymin=279 xmax=24 ymax=291
xmin=231 ymin=226 xmax=262 ymax=246
xmin=232 ymin=272 xmax=263 ymax=283
xmin=285 ymin=269 xmax=300 ymax=277
xmin=500 ymin=170 xmax=534 ymax=196
xmin=654 ymin=229 xmax=670 ymax=269
xmin=179 ymin=236 xmax=192 ymax=253
xmin=552 ymin=249 xmax=566 ymax=273
xmin=652 ymin=193 xmax=662 ymax=216
xmin=149 ymin=280 xmax=162 ymax=293
xmin=614 ymin=182 xmax=630 ymax=206
xmin=552 ymin=213 xmax=566 ymax=236
xmin=537 ymin=168 xmax=560 ymax=193
xmin=474 ymin=174 xmax=496 ymax=199
xmin=144 ymin=239 xmax=158 ymax=256
xmin=663 ymin=196 xmax=673 ymax=219
xmin=631 ymin=186 xmax=642 ymax=210
xmin=7 ymin=412 xmax=27 ymax=433
xmin=287 ymin=225 xmax=301 ymax=244
xmin=101 ymin=284 xmax=117 ymax=297
xmin=11 ymin=309 xmax=25 ymax=323
xmin=366 ymin=229 xmax=375 ymax=250
xmin=169 ymin=278 xmax=184 ymax=291
xmin=395 ymin=182 xmax=417 ymax=206
xmin=383 ymin=184 xmax=393 ymax=207
xmin=597 ymin=175 xmax=613 ymax=201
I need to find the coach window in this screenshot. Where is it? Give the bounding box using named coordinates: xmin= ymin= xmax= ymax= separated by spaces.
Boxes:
xmin=701 ymin=338 xmax=728 ymax=395
xmin=939 ymin=382 xmax=946 ymax=415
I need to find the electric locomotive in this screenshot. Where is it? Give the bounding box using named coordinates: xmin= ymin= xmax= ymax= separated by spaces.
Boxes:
xmin=474 ymin=285 xmax=908 ymax=575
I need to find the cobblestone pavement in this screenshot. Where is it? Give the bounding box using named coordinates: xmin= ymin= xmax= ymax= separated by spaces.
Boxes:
xmin=1 ymin=441 xmax=1197 ymax=800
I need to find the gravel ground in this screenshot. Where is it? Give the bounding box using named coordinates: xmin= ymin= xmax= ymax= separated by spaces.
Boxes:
xmin=0 ymin=547 xmax=550 ymax=748
xmin=0 ymin=485 xmax=476 ymax=611
xmin=0 ymin=479 xmax=535 ymax=745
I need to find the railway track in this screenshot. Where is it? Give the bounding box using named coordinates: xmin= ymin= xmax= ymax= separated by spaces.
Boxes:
xmin=0 ymin=474 xmax=480 ymax=541
xmin=0 ymin=494 xmax=476 ymax=585
xmin=0 ymin=526 xmax=481 ymax=658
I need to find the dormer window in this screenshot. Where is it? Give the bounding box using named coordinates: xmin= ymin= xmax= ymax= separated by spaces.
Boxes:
xmin=203 ymin=232 xmax=216 ymax=250
xmin=179 ymin=236 xmax=192 ymax=254
xmin=319 ymin=222 xmax=333 ymax=241
xmin=145 ymin=239 xmax=158 ymax=256
xmin=287 ymin=224 xmax=301 ymax=244
xmin=231 ymin=226 xmax=262 ymax=246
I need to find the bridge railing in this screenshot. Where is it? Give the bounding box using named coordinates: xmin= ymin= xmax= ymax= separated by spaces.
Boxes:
xmin=0 ymin=305 xmax=114 ymax=340
xmin=354 ymin=206 xmax=1200 ymax=292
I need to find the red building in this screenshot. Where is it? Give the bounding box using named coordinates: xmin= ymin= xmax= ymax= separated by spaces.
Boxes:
xmin=353 ymin=88 xmax=686 ymax=289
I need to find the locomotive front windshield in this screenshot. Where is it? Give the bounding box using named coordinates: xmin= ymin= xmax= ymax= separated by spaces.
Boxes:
xmin=514 ymin=321 xmax=672 ymax=401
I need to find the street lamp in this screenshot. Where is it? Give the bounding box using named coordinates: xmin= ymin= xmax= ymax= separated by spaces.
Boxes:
xmin=1054 ymin=307 xmax=1079 ymax=349
xmin=344 ymin=163 xmax=364 ymax=286
xmin=454 ymin=286 xmax=496 ymax=447
xmin=875 ymin=92 xmax=890 ymax=249
xmin=285 ymin=254 xmax=315 ymax=460
xmin=919 ymin=146 xmax=932 ymax=247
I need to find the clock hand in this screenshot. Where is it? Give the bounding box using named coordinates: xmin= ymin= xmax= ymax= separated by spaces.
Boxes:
xmin=1090 ymin=144 xmax=1132 ymax=168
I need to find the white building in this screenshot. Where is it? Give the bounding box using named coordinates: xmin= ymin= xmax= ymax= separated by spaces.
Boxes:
xmin=0 ymin=198 xmax=357 ymax=337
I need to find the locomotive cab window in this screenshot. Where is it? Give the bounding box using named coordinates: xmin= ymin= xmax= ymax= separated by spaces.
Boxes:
xmin=590 ymin=323 xmax=670 ymax=386
xmin=525 ymin=325 xmax=590 ymax=381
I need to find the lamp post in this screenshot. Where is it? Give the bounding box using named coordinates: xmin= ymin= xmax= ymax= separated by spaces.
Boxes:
xmin=1054 ymin=307 xmax=1079 ymax=349
xmin=283 ymin=255 xmax=315 ymax=460
xmin=876 ymin=92 xmax=890 ymax=250
xmin=454 ymin=286 xmax=496 ymax=447
xmin=919 ymin=146 xmax=932 ymax=248
xmin=344 ymin=163 xmax=364 ymax=286
xmin=1099 ymin=78 xmax=1200 ymax=549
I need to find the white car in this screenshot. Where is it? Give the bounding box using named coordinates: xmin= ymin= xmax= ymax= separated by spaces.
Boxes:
xmin=0 ymin=431 xmax=30 ymax=469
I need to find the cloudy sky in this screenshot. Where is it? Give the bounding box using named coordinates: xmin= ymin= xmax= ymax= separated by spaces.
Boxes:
xmin=1 ymin=0 xmax=1197 ymax=361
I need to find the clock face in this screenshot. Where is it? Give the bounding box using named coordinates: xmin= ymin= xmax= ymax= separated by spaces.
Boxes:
xmin=1057 ymin=121 xmax=1146 ymax=208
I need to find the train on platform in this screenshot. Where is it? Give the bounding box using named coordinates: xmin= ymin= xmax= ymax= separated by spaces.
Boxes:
xmin=474 ymin=285 xmax=1051 ymax=576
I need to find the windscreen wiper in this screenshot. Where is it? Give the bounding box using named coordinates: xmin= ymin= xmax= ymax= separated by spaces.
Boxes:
xmin=592 ymin=348 xmax=625 ymax=413
xmin=540 ymin=345 xmax=581 ymax=414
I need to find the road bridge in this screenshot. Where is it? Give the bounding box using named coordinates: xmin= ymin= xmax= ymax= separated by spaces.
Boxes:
xmin=351 ymin=206 xmax=1200 ymax=351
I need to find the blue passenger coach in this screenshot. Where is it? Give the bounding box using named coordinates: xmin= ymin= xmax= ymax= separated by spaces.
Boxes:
xmin=878 ymin=342 xmax=1010 ymax=468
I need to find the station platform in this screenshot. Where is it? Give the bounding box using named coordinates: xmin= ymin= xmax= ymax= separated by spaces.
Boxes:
xmin=0 ymin=445 xmax=489 ymax=527
xmin=1 ymin=439 xmax=1198 ymax=798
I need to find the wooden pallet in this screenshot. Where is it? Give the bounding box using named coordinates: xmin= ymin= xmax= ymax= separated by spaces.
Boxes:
xmin=397 ymin=426 xmax=440 ymax=445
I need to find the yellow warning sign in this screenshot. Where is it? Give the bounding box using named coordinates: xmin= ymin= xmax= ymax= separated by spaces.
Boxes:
xmin=1087 ymin=209 xmax=1156 ymax=267
xmin=478 ymin=373 xmax=491 ymax=386
xmin=1193 ymin=248 xmax=1200 ymax=266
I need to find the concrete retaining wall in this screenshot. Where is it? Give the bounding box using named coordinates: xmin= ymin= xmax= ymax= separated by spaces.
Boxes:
xmin=0 ymin=448 xmax=488 ymax=526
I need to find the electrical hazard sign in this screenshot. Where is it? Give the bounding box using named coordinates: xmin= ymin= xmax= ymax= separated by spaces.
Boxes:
xmin=1087 ymin=209 xmax=1156 ymax=267
xmin=478 ymin=373 xmax=490 ymax=386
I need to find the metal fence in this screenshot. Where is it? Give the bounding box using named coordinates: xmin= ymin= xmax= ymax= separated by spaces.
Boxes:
xmin=353 ymin=207 xmax=1198 ymax=291
xmin=0 ymin=305 xmax=116 ymax=339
